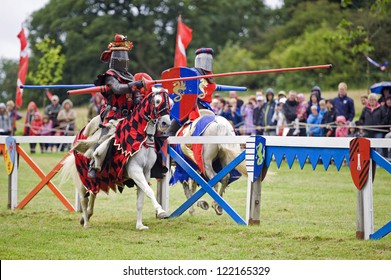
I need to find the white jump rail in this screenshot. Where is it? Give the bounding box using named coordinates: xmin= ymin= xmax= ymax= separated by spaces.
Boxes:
xmin=2 ymin=135 xmax=390 ymax=239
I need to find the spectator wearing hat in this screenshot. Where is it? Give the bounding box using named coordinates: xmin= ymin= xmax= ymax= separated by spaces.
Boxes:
xmin=272 ymin=97 xmax=287 ymax=136
xmin=322 ymin=99 xmax=337 ymax=137
xmin=306 ymin=90 xmax=320 ymax=117
xmin=310 ymin=85 xmax=323 ymax=100
xmin=0 ymin=103 xmax=12 ymax=135
xmin=333 ymin=82 xmax=355 ymax=122
xmin=335 ymin=115 xmax=348 ymax=137
xmin=253 ymin=95 xmax=265 ymax=135
xmin=260 ymin=88 xmax=277 ymax=136
xmin=277 ymin=90 xmax=286 ymax=102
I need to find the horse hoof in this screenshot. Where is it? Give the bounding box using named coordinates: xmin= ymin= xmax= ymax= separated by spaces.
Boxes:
xmin=136 ymin=225 xmax=149 ymax=230
xmin=212 ymin=204 xmax=223 ymax=215
xmin=157 ymin=211 xmax=169 ymax=219
xmin=197 ymin=200 xmax=209 ymax=210
xmin=80 ymin=217 xmax=84 ymax=225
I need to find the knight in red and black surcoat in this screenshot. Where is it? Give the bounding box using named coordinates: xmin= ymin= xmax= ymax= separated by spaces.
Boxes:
xmin=85 ymin=34 xmax=145 ymax=178
xmin=97 ymin=34 xmax=144 ymax=124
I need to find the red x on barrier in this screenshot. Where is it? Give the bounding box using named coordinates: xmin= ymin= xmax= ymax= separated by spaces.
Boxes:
xmin=15 ymin=146 xmax=75 ymax=211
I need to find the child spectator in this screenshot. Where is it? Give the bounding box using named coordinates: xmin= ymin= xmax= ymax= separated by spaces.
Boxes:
xmin=29 ymin=112 xmax=43 ymax=153
xmin=335 ymin=115 xmax=348 ymax=137
xmin=307 ymin=105 xmax=323 ymax=136
xmin=210 ymin=98 xmax=220 ymax=115
xmin=24 ymin=101 xmax=39 ymax=153
xmin=293 ymin=93 xmax=308 ymax=136
xmin=319 ymin=99 xmax=327 ymax=119
xmin=347 ymin=122 xmax=360 ymax=138
xmin=322 ymin=99 xmax=337 ymax=137
xmin=40 ymin=115 xmax=53 ymax=152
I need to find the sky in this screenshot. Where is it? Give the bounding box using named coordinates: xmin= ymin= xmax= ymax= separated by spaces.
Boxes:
xmin=0 ymin=0 xmax=283 ymax=61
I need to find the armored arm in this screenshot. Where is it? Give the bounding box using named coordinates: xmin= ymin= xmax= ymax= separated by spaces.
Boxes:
xmin=105 ymin=76 xmax=131 ymax=95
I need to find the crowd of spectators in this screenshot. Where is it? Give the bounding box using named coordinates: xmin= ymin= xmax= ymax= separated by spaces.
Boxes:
xmin=0 ymin=95 xmax=77 ymax=153
xmin=210 ymin=82 xmax=391 ymax=159
xmin=1 ymin=81 xmax=390 ymax=158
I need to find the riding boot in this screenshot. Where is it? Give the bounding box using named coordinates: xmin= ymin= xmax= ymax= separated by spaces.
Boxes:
xmin=87 ymin=126 xmax=110 ymax=179
xmin=88 ymin=159 xmax=97 ymax=178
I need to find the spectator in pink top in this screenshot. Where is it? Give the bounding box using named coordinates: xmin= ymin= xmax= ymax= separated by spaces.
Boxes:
xmin=335 ymin=115 xmax=348 ymax=137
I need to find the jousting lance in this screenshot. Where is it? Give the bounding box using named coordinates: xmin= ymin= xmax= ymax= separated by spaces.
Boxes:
xmin=21 ymin=83 xmax=246 ymax=92
xmin=21 ymin=84 xmax=95 ymax=89
xmin=67 ymin=64 xmax=332 ymax=96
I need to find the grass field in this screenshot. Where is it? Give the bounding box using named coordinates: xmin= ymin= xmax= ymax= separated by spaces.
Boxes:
xmin=0 ymin=148 xmax=390 ymax=260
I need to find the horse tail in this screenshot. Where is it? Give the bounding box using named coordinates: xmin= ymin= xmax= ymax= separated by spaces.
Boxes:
xmin=215 ymin=116 xmax=248 ymax=176
xmin=59 ymin=153 xmax=84 ymax=189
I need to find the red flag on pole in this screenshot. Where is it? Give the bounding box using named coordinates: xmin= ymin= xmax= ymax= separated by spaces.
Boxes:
xmin=174 ymin=15 xmax=192 ymax=67
xmin=15 ymin=28 xmax=29 ymax=107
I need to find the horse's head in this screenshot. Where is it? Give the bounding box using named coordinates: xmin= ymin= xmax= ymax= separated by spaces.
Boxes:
xmin=141 ymin=88 xmax=172 ymax=132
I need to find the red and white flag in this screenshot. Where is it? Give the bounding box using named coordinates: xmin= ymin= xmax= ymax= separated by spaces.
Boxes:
xmin=15 ymin=28 xmax=29 ymax=107
xmin=174 ymin=15 xmax=192 ymax=67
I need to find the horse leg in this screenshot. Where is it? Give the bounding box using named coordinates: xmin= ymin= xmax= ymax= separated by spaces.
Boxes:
xmin=86 ymin=192 xmax=96 ymax=222
xmin=136 ymin=187 xmax=149 ymax=230
xmin=193 ymin=179 xmax=209 ymax=211
xmin=212 ymin=175 xmax=229 ymax=216
xmin=128 ymin=167 xmax=169 ymax=219
xmin=183 ymin=180 xmax=195 ymax=215
xmin=77 ymin=184 xmax=91 ymax=228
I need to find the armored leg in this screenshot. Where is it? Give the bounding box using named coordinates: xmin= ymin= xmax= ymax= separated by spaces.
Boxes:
xmin=88 ymin=126 xmax=110 ymax=178
xmin=166 ymin=119 xmax=181 ymax=136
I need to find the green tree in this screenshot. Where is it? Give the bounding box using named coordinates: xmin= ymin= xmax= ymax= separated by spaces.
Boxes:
xmin=27 ymin=37 xmax=65 ymax=106
xmin=0 ymin=58 xmax=19 ymax=102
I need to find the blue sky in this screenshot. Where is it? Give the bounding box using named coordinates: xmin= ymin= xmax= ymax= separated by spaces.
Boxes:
xmin=0 ymin=0 xmax=283 ymax=60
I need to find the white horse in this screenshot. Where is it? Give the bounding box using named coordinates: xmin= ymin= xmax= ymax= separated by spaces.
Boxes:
xmin=173 ymin=113 xmax=247 ymax=215
xmin=60 ymin=89 xmax=172 ymax=230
